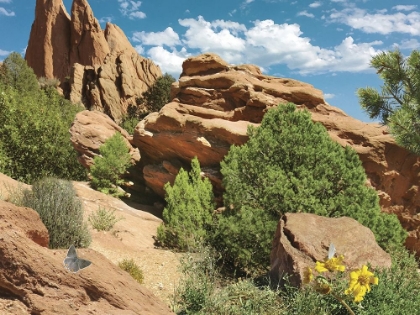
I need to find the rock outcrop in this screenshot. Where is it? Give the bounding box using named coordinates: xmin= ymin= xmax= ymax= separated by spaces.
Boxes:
xmin=25 ymin=0 xmax=162 ymax=121
xmin=270 ymin=213 xmax=391 ymax=287
xmin=0 ymin=199 xmax=174 ymax=315
xmin=131 ymin=53 xmax=420 ymax=254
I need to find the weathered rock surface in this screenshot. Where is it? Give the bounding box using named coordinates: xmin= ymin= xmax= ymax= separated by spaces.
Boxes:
xmin=25 ymin=0 xmax=162 ymax=121
xmin=270 ymin=213 xmax=391 ymax=287
xmin=69 ymin=110 xmax=139 ymax=168
xmin=0 ymin=199 xmax=174 ymax=315
xmin=131 ymin=53 xmax=420 ymax=254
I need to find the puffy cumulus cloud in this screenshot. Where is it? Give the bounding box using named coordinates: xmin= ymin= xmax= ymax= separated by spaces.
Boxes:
xmin=133 ymin=27 xmax=181 ymax=47
xmin=245 ymin=20 xmax=380 ymax=74
xmin=297 ymin=10 xmax=315 ymax=18
xmin=118 ymin=0 xmax=146 ymax=19
xmin=137 ymin=16 xmax=381 ymax=76
xmin=0 ymin=7 xmax=14 ymax=16
xmin=179 ymin=16 xmax=246 ymax=62
xmin=146 ymin=46 xmax=191 ymax=77
xmin=329 ymin=7 xmax=420 ymax=35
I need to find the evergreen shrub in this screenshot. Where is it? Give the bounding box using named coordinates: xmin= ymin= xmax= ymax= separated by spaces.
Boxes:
xmin=90 ymin=132 xmax=131 ymax=196
xmin=20 ymin=177 xmax=91 ymax=249
xmin=213 ymin=103 xmax=406 ymax=273
xmin=157 ymin=157 xmax=215 ymax=251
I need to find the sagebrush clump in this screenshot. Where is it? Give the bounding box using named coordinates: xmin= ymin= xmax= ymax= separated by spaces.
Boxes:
xmin=213 ymin=103 xmax=406 ymax=273
xmin=20 ymin=177 xmax=91 ymax=249
xmin=157 ymin=157 xmax=215 ymax=251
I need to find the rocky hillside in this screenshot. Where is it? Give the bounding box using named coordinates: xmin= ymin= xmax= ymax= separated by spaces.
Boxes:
xmin=25 ymin=0 xmax=162 ymax=122
xmin=70 ymin=52 xmax=420 ymax=256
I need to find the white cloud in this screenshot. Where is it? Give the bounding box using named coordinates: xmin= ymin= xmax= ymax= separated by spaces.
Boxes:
xmin=137 ymin=17 xmax=381 ymax=77
xmin=133 ymin=27 xmax=181 ymax=47
xmin=297 ymin=10 xmax=315 ymax=18
xmin=147 ymin=46 xmax=190 ymax=77
xmin=0 ymin=0 xmax=12 ymax=3
xmin=134 ymin=45 xmax=144 ymax=55
xmin=0 ymin=7 xmax=14 ymax=16
xmin=118 ymin=0 xmax=146 ymax=19
xmin=392 ymin=5 xmax=417 ymax=11
xmin=0 ymin=48 xmax=10 ymax=56
xmin=179 ymin=16 xmax=246 ymax=62
xmin=394 ymin=39 xmax=420 ymax=50
xmin=99 ymin=16 xmax=113 ymax=24
xmin=309 ymin=1 xmax=322 ymax=8
xmin=324 ymin=93 xmax=335 ymax=99
xmin=329 ymin=8 xmax=420 ymax=35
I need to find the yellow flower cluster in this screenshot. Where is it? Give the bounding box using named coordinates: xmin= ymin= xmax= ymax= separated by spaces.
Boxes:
xmin=303 ymin=243 xmax=379 ymax=307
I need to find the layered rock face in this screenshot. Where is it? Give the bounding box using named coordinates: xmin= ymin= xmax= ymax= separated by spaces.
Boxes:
xmin=131 ymin=53 xmax=420 ymax=254
xmin=0 ymin=200 xmax=174 ymax=315
xmin=25 ymin=0 xmax=162 ymax=121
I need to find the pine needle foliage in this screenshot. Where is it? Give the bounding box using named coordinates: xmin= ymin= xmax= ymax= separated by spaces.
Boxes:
xmin=90 ymin=132 xmax=131 ymax=196
xmin=157 ymin=157 xmax=215 ymax=251
xmin=20 ymin=177 xmax=91 ymax=249
xmin=357 ymin=49 xmax=420 ymax=155
xmin=214 ymin=103 xmax=406 ymax=272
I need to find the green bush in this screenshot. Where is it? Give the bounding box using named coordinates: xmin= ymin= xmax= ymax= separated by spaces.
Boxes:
xmin=119 ymin=73 xmax=175 ymax=134
xmin=156 ymin=157 xmax=215 ymax=251
xmin=214 ymin=103 xmax=406 ymax=272
xmin=0 ymin=53 xmax=86 ymax=183
xmin=118 ymin=258 xmax=144 ymax=284
xmin=20 ymin=177 xmax=91 ymax=249
xmin=88 ymin=206 xmax=123 ymax=231
xmin=90 ymin=132 xmax=131 ymax=196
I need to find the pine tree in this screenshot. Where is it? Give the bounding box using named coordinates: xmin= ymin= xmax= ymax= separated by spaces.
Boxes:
xmin=357 ymin=49 xmax=420 ymax=155
xmin=213 ymin=103 xmax=406 ymax=273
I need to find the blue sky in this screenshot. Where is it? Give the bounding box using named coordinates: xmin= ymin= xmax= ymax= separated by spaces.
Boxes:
xmin=1 ymin=0 xmax=420 ymax=122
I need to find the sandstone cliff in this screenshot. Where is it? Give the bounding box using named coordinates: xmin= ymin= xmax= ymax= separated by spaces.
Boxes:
xmin=25 ymin=0 xmax=162 ymax=121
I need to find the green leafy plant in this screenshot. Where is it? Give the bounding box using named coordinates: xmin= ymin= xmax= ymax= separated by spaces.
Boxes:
xmin=156 ymin=157 xmax=215 ymax=251
xmin=118 ymin=258 xmax=144 ymax=284
xmin=20 ymin=177 xmax=91 ymax=249
xmin=90 ymin=132 xmax=131 ymax=196
xmin=213 ymin=103 xmax=406 ymax=273
xmin=357 ymin=49 xmax=420 ymax=155
xmin=0 ymin=53 xmax=86 ymax=183
xmin=88 ymin=206 xmax=123 ymax=231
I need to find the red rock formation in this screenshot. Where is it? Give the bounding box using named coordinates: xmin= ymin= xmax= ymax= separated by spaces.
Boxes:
xmin=0 ymin=200 xmax=174 ymax=315
xmin=132 ymin=53 xmax=420 ymax=254
xmin=25 ymin=0 xmax=162 ymax=121
xmin=270 ymin=213 xmax=391 ymax=287
xmin=26 ymin=0 xmax=71 ymax=81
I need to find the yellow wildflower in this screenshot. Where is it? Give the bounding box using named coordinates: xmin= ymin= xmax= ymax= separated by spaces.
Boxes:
xmin=345 ymin=265 xmax=379 ymax=302
xmin=303 ymin=267 xmax=313 ymax=284
xmin=314 ymin=277 xmax=332 ymax=295
xmin=315 ymin=255 xmax=346 ymax=273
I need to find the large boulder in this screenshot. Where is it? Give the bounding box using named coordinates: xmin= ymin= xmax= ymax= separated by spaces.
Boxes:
xmin=132 ymin=53 xmax=420 ymax=255
xmin=25 ymin=0 xmax=162 ymax=122
xmin=0 ymin=200 xmax=174 ymax=315
xmin=270 ymin=213 xmax=391 ymax=287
